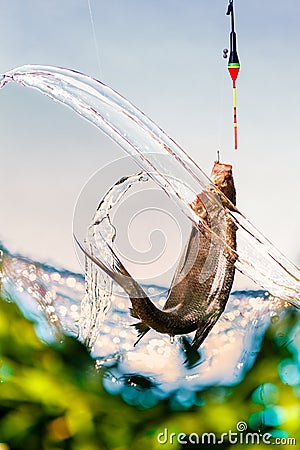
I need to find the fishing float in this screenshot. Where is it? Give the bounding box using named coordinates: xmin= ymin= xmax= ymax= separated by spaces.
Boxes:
xmin=225 ymin=0 xmax=240 ymax=150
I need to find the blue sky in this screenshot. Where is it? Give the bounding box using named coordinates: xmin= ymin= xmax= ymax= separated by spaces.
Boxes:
xmin=0 ymin=0 xmax=299 ymax=276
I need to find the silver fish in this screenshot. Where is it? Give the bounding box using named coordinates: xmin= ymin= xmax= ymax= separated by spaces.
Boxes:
xmin=79 ymin=161 xmax=237 ymax=348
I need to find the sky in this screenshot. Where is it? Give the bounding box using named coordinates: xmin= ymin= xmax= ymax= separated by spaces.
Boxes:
xmin=0 ymin=0 xmax=299 ymax=284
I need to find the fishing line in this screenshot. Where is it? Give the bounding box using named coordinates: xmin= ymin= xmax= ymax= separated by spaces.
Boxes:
xmin=216 ymin=57 xmax=228 ymax=153
xmin=87 ymin=0 xmax=103 ymax=80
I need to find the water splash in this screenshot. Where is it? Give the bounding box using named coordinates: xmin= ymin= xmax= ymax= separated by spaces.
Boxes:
xmin=80 ymin=171 xmax=149 ymax=349
xmin=0 ymin=65 xmax=300 ymax=396
xmin=1 ymin=65 xmax=299 ymax=306
xmin=0 ymin=242 xmax=286 ymax=396
xmin=0 ymin=245 xmax=84 ymax=342
xmin=77 ymin=169 xmax=285 ymax=390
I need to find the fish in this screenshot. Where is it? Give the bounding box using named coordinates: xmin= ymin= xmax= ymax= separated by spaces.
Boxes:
xmin=79 ymin=161 xmax=237 ymax=349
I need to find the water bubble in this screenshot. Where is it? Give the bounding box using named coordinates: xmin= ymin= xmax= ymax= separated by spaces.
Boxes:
xmin=252 ymin=383 xmax=279 ymax=406
xmin=271 ymin=314 xmax=280 ymax=324
xmin=278 ymin=359 xmax=300 ymax=386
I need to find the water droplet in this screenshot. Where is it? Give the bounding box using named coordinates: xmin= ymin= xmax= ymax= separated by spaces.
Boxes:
xmin=271 ymin=314 xmax=279 ymax=324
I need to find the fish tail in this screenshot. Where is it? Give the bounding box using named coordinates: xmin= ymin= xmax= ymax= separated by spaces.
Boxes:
xmin=75 ymin=236 xmax=168 ymax=336
xmin=74 ymin=235 xmax=149 ymax=299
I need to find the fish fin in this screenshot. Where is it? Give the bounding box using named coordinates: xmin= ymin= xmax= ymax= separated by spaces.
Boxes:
xmin=180 ymin=336 xmax=202 ymax=368
xmin=129 ymin=307 xmax=139 ymax=319
xmin=192 ymin=320 xmax=216 ymax=349
xmin=74 ymin=235 xmax=149 ymax=300
xmin=131 ymin=321 xmax=150 ymax=346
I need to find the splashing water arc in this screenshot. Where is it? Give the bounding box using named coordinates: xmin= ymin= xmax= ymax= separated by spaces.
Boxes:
xmin=0 ymin=64 xmax=300 ymax=307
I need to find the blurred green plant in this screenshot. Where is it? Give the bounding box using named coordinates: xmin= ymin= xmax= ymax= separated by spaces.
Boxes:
xmin=0 ymin=297 xmax=299 ymax=450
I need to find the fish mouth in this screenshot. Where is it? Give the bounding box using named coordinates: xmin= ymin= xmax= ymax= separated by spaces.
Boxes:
xmin=211 ymin=161 xmax=233 ymax=180
xmin=210 ymin=161 xmax=236 ymax=206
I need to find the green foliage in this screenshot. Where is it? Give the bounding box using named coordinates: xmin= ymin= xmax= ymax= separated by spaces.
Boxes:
xmin=0 ymin=298 xmax=299 ymax=450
